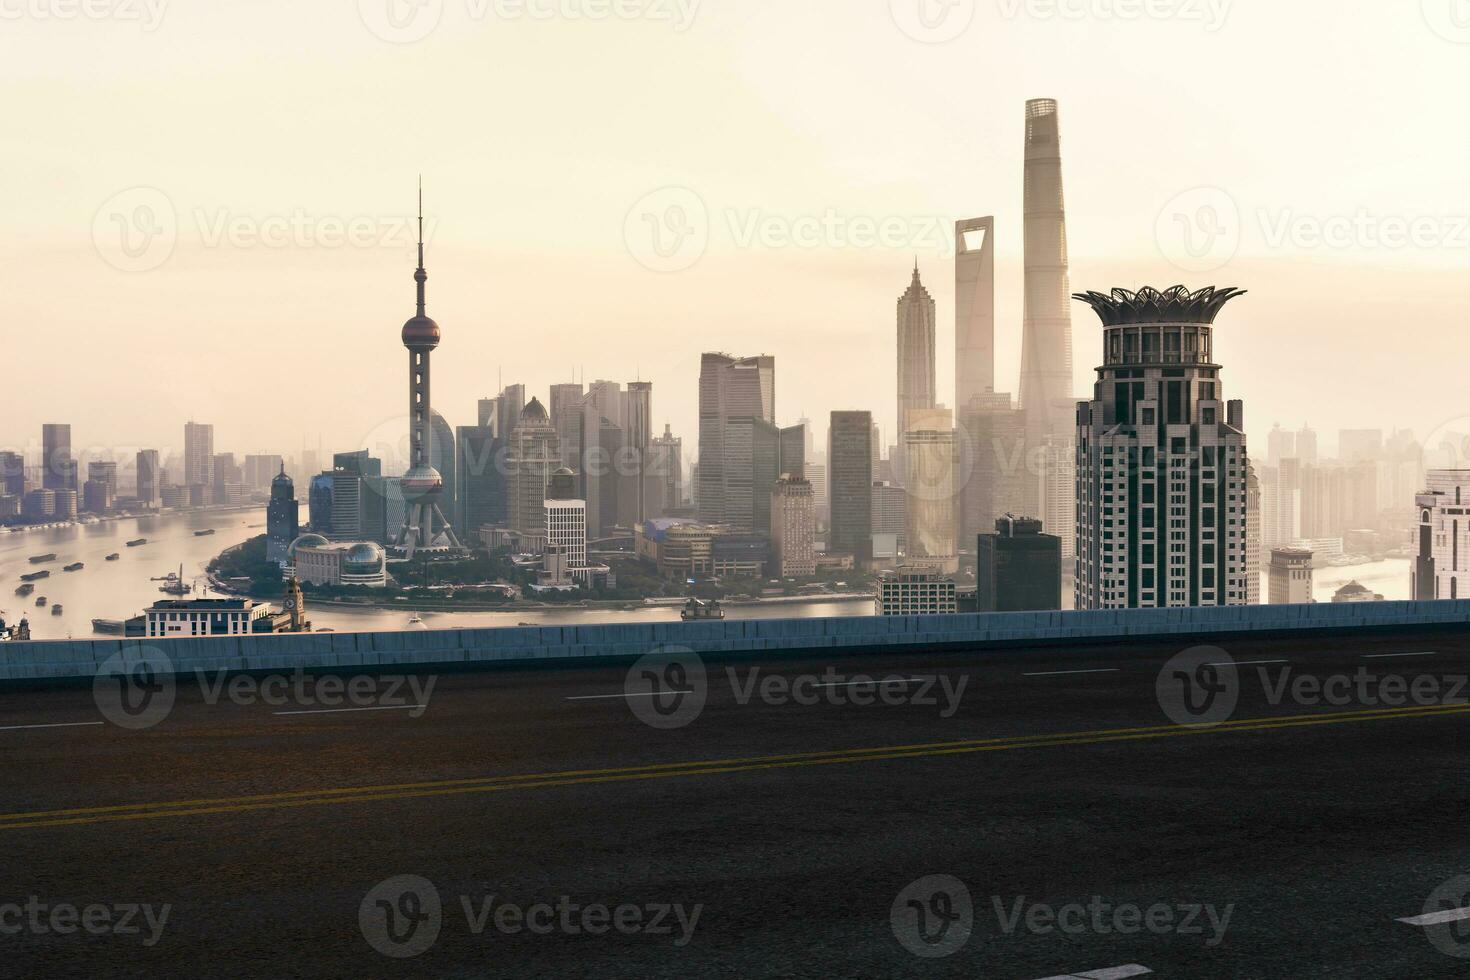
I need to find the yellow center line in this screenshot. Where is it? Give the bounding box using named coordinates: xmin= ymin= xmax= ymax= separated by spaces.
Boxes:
xmin=2 ymin=702 xmax=1465 ymax=831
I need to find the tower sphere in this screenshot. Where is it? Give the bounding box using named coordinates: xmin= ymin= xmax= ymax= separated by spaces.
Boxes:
xmin=399 ymin=463 xmax=444 ymax=503
xmin=402 ymin=314 xmax=441 ymax=349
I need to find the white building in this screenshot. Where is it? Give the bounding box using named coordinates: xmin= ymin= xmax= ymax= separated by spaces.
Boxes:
xmin=1268 ymin=548 xmax=1314 ymax=605
xmin=1074 ymin=287 xmax=1251 ymax=610
xmin=288 ymin=535 xmax=388 ymax=588
xmin=771 ymin=477 xmax=816 ymax=577
xmin=146 ymin=598 xmax=273 ymax=638
xmin=1414 ymin=470 xmax=1470 ymax=600
xmin=876 ymin=565 xmax=957 ymax=616
xmin=546 ymin=495 xmax=588 ymax=577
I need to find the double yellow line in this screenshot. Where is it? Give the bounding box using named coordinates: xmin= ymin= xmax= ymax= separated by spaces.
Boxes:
xmin=3 ymin=702 xmax=1466 ymax=831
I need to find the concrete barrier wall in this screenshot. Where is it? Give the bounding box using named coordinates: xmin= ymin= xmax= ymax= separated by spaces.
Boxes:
xmin=3 ymin=600 xmax=1468 ymax=682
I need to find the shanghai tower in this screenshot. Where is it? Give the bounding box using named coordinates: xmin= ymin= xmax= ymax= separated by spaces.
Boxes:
xmin=1019 ymin=98 xmax=1076 ymax=564
xmin=1020 ymin=98 xmax=1073 ymax=440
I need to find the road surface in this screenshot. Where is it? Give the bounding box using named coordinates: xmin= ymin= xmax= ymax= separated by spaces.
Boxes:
xmin=4 ymin=627 xmax=1470 ymax=977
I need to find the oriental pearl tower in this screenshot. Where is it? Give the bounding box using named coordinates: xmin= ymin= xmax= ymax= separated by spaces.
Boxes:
xmin=393 ymin=183 xmax=464 ymax=558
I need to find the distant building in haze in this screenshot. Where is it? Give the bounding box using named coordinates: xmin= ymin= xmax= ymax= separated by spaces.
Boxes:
xmin=697 ymin=353 xmax=775 ymax=530
xmin=903 ymin=406 xmax=957 ymax=574
xmin=770 ymin=476 xmax=816 ymax=577
xmin=828 ymin=411 xmax=874 ymax=562
xmin=266 ymin=465 xmax=299 ymax=564
xmin=42 ymin=424 xmax=76 ymax=492
xmin=897 ymin=263 xmax=937 ymax=477
xmin=184 ymin=422 xmax=214 ymax=488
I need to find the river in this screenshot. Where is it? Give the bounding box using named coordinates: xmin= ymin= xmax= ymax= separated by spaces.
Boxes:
xmin=1 ymin=508 xmax=1417 ymax=640
xmin=0 ymin=508 xmax=872 ymax=639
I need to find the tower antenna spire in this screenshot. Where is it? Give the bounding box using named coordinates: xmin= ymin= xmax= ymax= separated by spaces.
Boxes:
xmin=415 ymin=176 xmax=427 ymax=317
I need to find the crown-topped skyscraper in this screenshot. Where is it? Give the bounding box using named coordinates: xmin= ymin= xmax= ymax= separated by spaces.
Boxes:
xmin=393 ymin=182 xmax=464 ymax=558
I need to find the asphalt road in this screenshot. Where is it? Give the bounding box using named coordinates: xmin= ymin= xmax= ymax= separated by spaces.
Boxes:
xmin=5 ymin=627 xmax=1470 ymax=977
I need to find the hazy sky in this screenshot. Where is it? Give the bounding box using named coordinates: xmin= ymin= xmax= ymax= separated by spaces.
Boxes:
xmin=5 ymin=0 xmax=1470 ymax=469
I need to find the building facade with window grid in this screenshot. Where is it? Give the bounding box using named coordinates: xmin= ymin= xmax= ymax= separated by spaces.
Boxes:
xmin=1074 ymin=287 xmax=1251 ymax=610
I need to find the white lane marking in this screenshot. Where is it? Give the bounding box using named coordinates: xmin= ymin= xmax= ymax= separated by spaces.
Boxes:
xmin=565 ymin=691 xmax=696 ymax=702
xmin=1363 ymin=651 xmax=1438 ymax=660
xmin=1034 ymin=966 xmax=1153 ymax=980
xmin=1398 ymin=906 xmax=1470 ymax=927
xmin=808 ymin=677 xmax=931 ymax=689
xmin=1207 ymin=659 xmax=1288 ymax=667
xmin=274 ymin=705 xmax=424 ymax=716
xmin=1024 ymin=669 xmax=1120 ymax=678
xmin=0 ymin=721 xmax=106 ymax=732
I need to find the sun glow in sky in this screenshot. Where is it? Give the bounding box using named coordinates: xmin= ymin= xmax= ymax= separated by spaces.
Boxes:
xmin=4 ymin=0 xmax=1470 ymax=465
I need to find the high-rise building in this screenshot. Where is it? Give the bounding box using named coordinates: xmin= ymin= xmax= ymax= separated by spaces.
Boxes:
xmin=136 ymin=449 xmax=161 ymax=509
xmin=23 ymin=489 xmax=55 ymax=521
xmin=550 ymin=382 xmax=586 ymax=470
xmin=1339 ymin=429 xmax=1384 ymax=462
xmin=770 ymin=476 xmax=816 ymax=577
xmin=871 ymin=480 xmax=906 ymax=554
xmin=1020 ymin=99 xmax=1076 ymax=574
xmin=697 ymin=353 xmax=776 ymax=529
xmin=627 ymin=381 xmax=654 ymax=526
xmin=456 ymin=425 xmax=505 ymax=541
xmin=0 ymin=451 xmax=24 ymax=497
xmin=1267 ymin=424 xmax=1297 ymax=467
xmin=88 ymin=461 xmax=118 ymax=495
xmin=391 ymin=186 xmax=463 ymax=557
xmin=1268 ymin=548 xmax=1314 ymax=605
xmin=184 ymin=422 xmax=214 ymax=488
xmin=507 ymin=398 xmax=561 ymax=545
xmin=1414 ymin=470 xmax=1470 ymax=600
xmin=1246 ymin=462 xmax=1262 ymax=604
xmin=266 ymin=465 xmax=299 ymax=564
xmin=1074 ymin=286 xmax=1251 ymax=609
xmin=958 ymin=393 xmax=1029 ymax=551
xmin=244 ymin=454 xmax=284 ymax=491
xmin=778 ymin=423 xmax=806 ymax=482
xmin=42 ymin=424 xmax=76 ymax=492
xmin=897 ymin=263 xmax=937 ymax=477
xmin=955 ymin=216 xmax=996 ymax=416
xmin=828 ymin=411 xmax=874 ymax=561
xmin=903 ymin=407 xmax=957 ymax=573
xmin=545 ymin=467 xmax=588 ymax=575
xmin=1020 ymin=98 xmax=1074 ymax=442
xmin=650 ymin=424 xmax=683 ymax=515
xmin=1297 ymin=425 xmax=1319 ymax=464
xmin=977 ymin=515 xmax=1061 ymax=612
